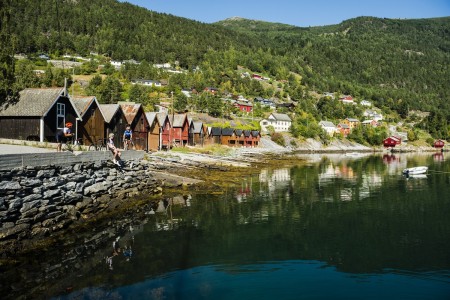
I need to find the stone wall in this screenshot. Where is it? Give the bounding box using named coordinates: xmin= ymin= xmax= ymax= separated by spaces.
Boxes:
xmin=0 ymin=159 xmax=162 ymax=244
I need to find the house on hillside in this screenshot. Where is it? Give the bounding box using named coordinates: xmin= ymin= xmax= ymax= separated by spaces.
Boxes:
xmin=339 ymin=96 xmax=355 ymax=105
xmin=71 ymin=96 xmax=105 ymax=146
xmin=383 ymin=136 xmax=401 ymax=148
xmin=260 ymin=113 xmax=292 ymax=133
xmin=360 ymin=100 xmax=372 ymax=107
xmin=234 ymin=101 xmax=253 ymax=113
xmin=251 ymin=130 xmax=261 ymax=147
xmin=319 ymin=121 xmax=337 ymax=136
xmin=132 ymin=79 xmax=162 ymax=87
xmin=99 ymin=104 xmax=128 ymax=147
xmin=210 ymin=127 xmax=222 ymax=144
xmin=235 ymin=129 xmax=245 ymax=147
xmin=337 ymin=123 xmax=350 ymax=136
xmin=0 ymin=87 xmax=80 ymax=142
xmin=120 ymin=103 xmax=149 ymax=151
xmin=343 ymin=118 xmax=360 ymax=129
xmin=362 ymin=119 xmax=379 ymax=127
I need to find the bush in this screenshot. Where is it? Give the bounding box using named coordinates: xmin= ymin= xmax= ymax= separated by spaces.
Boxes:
xmin=271 ymin=132 xmax=285 ymax=146
xmin=426 ymin=137 xmax=435 ymax=146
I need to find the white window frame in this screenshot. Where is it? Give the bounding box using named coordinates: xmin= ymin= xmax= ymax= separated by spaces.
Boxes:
xmin=57 ymin=103 xmax=65 ymax=129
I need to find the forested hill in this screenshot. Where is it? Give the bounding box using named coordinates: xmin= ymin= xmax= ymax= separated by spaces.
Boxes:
xmin=10 ymin=0 xmax=264 ymax=66
xmin=216 ymin=16 xmax=450 ymax=113
xmin=6 ymin=0 xmax=450 ymax=117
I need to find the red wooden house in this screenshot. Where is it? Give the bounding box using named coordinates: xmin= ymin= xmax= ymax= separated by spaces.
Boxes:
xmin=243 ymin=130 xmax=253 ymax=147
xmin=251 ymin=130 xmax=261 ymax=147
xmin=157 ymin=113 xmax=171 ymax=149
xmin=235 ymin=129 xmax=245 ymax=147
xmin=120 ymin=103 xmax=149 ymax=151
xmin=434 ymin=139 xmax=445 ymax=148
xmin=234 ymin=101 xmax=253 ymax=113
xmin=383 ymin=136 xmax=401 ymax=148
xmin=72 ymin=96 xmax=105 ymax=146
xmin=170 ymin=114 xmax=189 ymax=146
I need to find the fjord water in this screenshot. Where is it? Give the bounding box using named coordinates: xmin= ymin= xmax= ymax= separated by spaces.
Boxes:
xmin=21 ymin=153 xmax=450 ymax=299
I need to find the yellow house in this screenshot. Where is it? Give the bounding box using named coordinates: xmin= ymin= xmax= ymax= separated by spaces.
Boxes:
xmin=343 ymin=118 xmax=360 ymax=129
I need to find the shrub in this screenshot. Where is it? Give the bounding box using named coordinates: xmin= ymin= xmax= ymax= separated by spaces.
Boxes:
xmin=271 ymin=132 xmax=285 ymax=146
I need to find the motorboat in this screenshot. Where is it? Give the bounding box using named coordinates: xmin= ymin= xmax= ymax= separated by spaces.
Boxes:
xmin=402 ymin=166 xmax=428 ymax=175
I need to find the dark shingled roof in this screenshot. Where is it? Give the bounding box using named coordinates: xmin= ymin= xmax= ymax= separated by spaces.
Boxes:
xmin=211 ymin=127 xmax=222 ymax=136
xmin=0 ymin=87 xmax=65 ymax=117
xmin=243 ymin=130 xmax=252 ymax=137
xmin=235 ymin=129 xmax=243 ymax=136
xmin=251 ymin=130 xmax=260 ymax=137
xmin=221 ymin=128 xmax=234 ymax=136
xmin=71 ymin=96 xmax=97 ymax=118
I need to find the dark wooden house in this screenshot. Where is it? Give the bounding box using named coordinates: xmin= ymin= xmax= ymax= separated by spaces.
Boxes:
xmin=192 ymin=121 xmax=205 ymax=146
xmin=170 ymin=114 xmax=189 ymax=147
xmin=72 ymin=96 xmax=105 ymax=146
xmin=99 ymin=104 xmax=128 ymax=147
xmin=0 ymin=87 xmax=80 ymax=142
xmin=120 ymin=103 xmax=149 ymax=151
xmin=146 ymin=112 xmax=160 ymax=151
xmin=210 ymin=127 xmax=222 ymax=144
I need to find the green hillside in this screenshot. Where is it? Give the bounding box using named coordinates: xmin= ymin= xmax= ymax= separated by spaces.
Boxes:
xmin=2 ymin=1 xmax=450 ymax=140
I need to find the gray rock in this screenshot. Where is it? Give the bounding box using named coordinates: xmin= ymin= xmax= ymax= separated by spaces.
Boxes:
xmin=0 ymin=181 xmax=21 ymax=191
xmin=59 ymin=166 xmax=73 ymax=174
xmin=22 ymin=207 xmax=39 ymax=219
xmin=84 ymin=182 xmax=110 ymax=195
xmin=1 ymin=222 xmax=15 ymax=229
xmin=22 ymin=193 xmax=42 ymax=203
xmin=64 ymin=191 xmax=83 ymax=204
xmin=71 ymin=174 xmax=87 ymax=183
xmin=20 ymin=200 xmax=42 ymax=213
xmin=43 ymin=189 xmax=61 ymax=199
xmin=8 ymin=198 xmax=23 ymax=211
xmin=84 ymin=179 xmax=95 ymax=188
xmin=64 ymin=181 xmax=77 ymax=191
xmin=36 ymin=169 xmax=56 ymax=179
xmin=75 ymin=182 xmax=84 ymax=193
xmin=32 ymin=186 xmax=43 ymax=194
xmin=0 ymin=223 xmax=30 ymax=239
xmin=21 ymin=178 xmax=42 ymax=187
xmin=73 ymin=164 xmax=83 ymax=172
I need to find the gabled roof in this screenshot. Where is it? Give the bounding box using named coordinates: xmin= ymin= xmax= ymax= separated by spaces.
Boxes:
xmin=269 ymin=113 xmax=291 ymax=122
xmin=156 ymin=112 xmax=169 ymax=126
xmin=120 ymin=103 xmax=143 ymax=125
xmin=169 ymin=114 xmax=187 ymax=127
xmin=145 ymin=112 xmax=157 ymax=126
xmin=0 ymin=87 xmax=66 ymax=117
xmin=243 ymin=130 xmax=252 ymax=137
xmin=211 ymin=127 xmax=222 ymax=136
xmin=251 ymin=130 xmax=260 ymax=137
xmin=71 ymin=96 xmax=104 ymax=121
xmin=99 ymin=104 xmax=121 ymax=123
xmin=192 ymin=121 xmax=204 ymax=134
xmin=319 ymin=121 xmax=336 ymax=128
xmin=235 ymin=129 xmax=243 ymax=136
xmin=338 ymin=123 xmax=350 ymax=129
xmin=221 ymin=128 xmax=234 ymax=136
xmin=346 ymin=118 xmax=359 ymax=122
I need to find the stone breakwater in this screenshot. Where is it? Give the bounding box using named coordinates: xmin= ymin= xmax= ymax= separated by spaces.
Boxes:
xmin=0 ymin=159 xmax=163 ymax=246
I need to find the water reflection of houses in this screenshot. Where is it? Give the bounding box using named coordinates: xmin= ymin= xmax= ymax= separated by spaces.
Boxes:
xmin=382 ymin=154 xmax=407 ymax=174
xmin=258 ymin=168 xmax=291 ymax=194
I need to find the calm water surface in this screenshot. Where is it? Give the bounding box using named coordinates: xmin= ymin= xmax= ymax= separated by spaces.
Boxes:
xmin=4 ymin=153 xmax=450 ymax=299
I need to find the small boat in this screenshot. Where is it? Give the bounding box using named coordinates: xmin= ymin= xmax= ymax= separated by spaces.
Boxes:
xmin=402 ymin=166 xmax=428 ymax=175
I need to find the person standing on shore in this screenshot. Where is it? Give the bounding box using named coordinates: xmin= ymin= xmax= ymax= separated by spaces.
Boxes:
xmin=56 ymin=122 xmax=73 ymax=152
xmin=123 ymin=125 xmax=133 ymax=150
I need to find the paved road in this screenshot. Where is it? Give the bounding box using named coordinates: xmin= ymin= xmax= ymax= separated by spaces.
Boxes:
xmin=0 ymin=144 xmax=54 ymax=155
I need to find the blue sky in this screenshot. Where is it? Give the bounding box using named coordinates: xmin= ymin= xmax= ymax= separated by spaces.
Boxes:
xmin=122 ymin=0 xmax=450 ymax=27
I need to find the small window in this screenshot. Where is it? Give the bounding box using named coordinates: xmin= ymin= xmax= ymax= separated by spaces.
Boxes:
xmin=57 ymin=103 xmax=65 ymax=129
